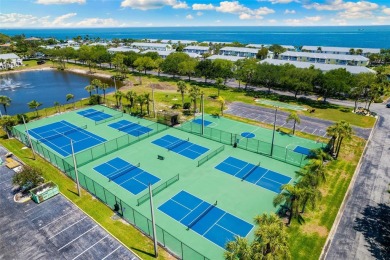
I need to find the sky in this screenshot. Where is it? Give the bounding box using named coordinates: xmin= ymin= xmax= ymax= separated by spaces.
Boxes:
xmin=0 ymin=0 xmax=390 ymax=28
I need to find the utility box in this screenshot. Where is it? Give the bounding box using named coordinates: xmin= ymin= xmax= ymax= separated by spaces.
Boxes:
xmin=30 ymin=181 xmax=59 ymax=203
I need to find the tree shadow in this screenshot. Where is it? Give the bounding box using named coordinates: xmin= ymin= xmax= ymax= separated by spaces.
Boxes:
xmin=353 ymin=203 xmax=390 ymax=259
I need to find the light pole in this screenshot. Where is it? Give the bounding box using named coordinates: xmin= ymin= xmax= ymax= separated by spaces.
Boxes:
xmin=270 ymin=106 xmax=278 ymax=157
xmin=149 ymin=184 xmax=158 ymax=257
xmin=22 ymin=115 xmax=36 ymax=160
xmin=70 ymin=139 xmax=81 ymax=197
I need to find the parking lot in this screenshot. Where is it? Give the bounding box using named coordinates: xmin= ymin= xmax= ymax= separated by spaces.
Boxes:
xmin=225 ymin=102 xmax=371 ymax=140
xmin=0 ymin=147 xmax=140 ymax=260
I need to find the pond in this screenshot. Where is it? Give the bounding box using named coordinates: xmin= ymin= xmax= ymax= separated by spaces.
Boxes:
xmin=0 ymin=70 xmax=119 ymax=115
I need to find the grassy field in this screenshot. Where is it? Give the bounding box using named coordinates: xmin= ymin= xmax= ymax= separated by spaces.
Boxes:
xmin=0 ymin=133 xmax=173 ymax=260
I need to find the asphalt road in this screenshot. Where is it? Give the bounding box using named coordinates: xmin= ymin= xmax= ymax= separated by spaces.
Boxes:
xmin=0 ymin=146 xmax=140 ymax=260
xmin=324 ymin=102 xmax=390 ymax=260
xmin=225 ymin=102 xmax=372 ymax=140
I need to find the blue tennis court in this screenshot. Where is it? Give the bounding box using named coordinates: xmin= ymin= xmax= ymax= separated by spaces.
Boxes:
xmin=293 ymin=146 xmax=312 ymax=156
xmin=193 ymin=119 xmax=212 ymax=126
xmin=215 ymin=157 xmax=291 ymax=193
xmin=77 ymin=108 xmax=112 ymax=122
xmin=152 ymin=134 xmax=209 ymax=160
xmin=108 ymin=119 xmax=153 ymax=137
xmin=159 ymin=191 xmax=253 ymax=248
xmin=94 ymin=157 xmax=160 ymax=195
xmin=28 ymin=120 xmax=106 ymax=157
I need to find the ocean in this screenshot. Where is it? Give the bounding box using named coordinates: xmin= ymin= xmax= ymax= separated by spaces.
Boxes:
xmin=1 ymin=26 xmax=390 ymax=49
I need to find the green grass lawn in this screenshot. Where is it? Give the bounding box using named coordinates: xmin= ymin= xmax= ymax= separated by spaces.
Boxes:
xmin=0 ymin=133 xmax=173 ymax=260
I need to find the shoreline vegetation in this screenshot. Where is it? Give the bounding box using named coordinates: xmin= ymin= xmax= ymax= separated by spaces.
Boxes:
xmin=0 ymin=61 xmax=372 ymax=259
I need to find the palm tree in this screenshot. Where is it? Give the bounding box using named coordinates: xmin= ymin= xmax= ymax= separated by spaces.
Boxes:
xmin=99 ymin=83 xmax=110 ymax=103
xmin=297 ymin=181 xmax=322 ymax=213
xmin=114 ymin=91 xmax=124 ymax=108
xmin=0 ymin=115 xmax=18 ymax=139
xmin=144 ymin=93 xmax=151 ymax=116
xmin=189 ymin=85 xmax=201 ymax=114
xmin=215 ymin=77 xmax=224 ymax=97
xmin=286 ymin=112 xmax=300 ymax=135
xmin=224 ymin=213 xmax=290 ymax=260
xmin=0 ymin=95 xmax=11 ymax=115
xmin=176 ymin=81 xmax=187 ymax=108
xmin=217 ymin=96 xmax=225 ymax=116
xmin=136 ymin=94 xmax=147 ymax=115
xmin=85 ymin=85 xmax=94 ymax=97
xmin=326 ymin=121 xmax=353 ymax=158
xmin=326 ymin=124 xmax=338 ymax=155
xmin=66 ymin=94 xmax=75 ymax=108
xmin=54 ymin=101 xmax=61 ymax=113
xmin=125 ymin=91 xmax=137 ymax=111
xmin=273 ymin=184 xmax=304 ymax=225
xmin=28 ymin=100 xmax=42 ymax=117
xmin=91 ymin=79 xmax=102 ymax=94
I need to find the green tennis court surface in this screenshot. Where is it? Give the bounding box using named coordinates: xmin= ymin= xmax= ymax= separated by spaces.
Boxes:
xmin=12 ymin=105 xmax=327 ymax=259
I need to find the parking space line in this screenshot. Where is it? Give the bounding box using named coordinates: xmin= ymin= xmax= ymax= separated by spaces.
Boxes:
xmin=38 ymin=210 xmax=76 ymax=230
xmin=101 ymin=246 xmax=121 ymax=260
xmin=48 ymin=216 xmax=88 ymax=239
xmin=58 ymin=225 xmax=97 ymax=251
xmin=30 ymin=212 xmax=48 ymax=222
xmin=300 ymin=126 xmax=307 ymax=132
xmin=72 ymin=234 xmax=109 ymax=260
xmin=312 ymin=129 xmax=317 ymax=134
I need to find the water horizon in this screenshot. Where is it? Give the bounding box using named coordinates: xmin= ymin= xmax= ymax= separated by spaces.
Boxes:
xmin=2 ymin=26 xmax=390 ymax=48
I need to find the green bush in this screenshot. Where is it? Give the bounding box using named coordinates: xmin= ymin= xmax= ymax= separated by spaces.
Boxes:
xmin=374 ymin=97 xmax=383 ymax=103
xmin=88 ymin=94 xmax=101 ymax=105
xmin=183 ymin=102 xmax=191 ymax=109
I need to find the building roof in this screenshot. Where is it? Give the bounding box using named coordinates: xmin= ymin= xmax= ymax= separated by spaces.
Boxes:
xmin=183 ymin=46 xmax=210 ymax=51
xmin=260 ymin=58 xmax=375 ymax=74
xmin=246 ymin=44 xmax=271 ymax=48
xmin=131 ymin=42 xmax=171 ymax=48
xmin=280 ymin=51 xmax=369 ymax=61
xmin=108 ymin=47 xmax=140 ymax=53
xmin=25 ymin=37 xmax=40 ymax=41
xmin=89 ymin=42 xmax=108 ymax=46
xmin=302 ymin=46 xmax=380 ymax=54
xmin=220 ymin=47 xmax=259 ymax=54
xmin=202 ymin=41 xmax=232 ymax=45
xmin=0 ymin=53 xmax=20 ymax=60
xmin=207 ymin=55 xmax=245 ymax=62
xmin=185 ymin=52 xmax=202 ymax=58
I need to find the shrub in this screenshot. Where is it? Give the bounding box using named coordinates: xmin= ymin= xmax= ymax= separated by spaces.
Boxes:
xmin=183 ymin=102 xmax=191 ymax=110
xmin=171 ymin=104 xmax=182 ymax=109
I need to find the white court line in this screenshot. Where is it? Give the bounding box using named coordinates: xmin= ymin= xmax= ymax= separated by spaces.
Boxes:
xmin=72 ymin=234 xmax=109 ymax=260
xmin=202 ymin=212 xmax=227 ymax=235
xmin=58 ymin=225 xmax=98 ymax=251
xmin=39 ymin=210 xmax=76 ymax=230
xmin=48 ymin=216 xmax=88 ymax=239
xmin=174 ymin=199 xmax=205 ymax=221
xmin=101 ymin=246 xmax=121 ymax=260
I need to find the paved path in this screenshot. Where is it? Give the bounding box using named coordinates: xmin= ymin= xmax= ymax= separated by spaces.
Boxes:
xmin=225 ymin=102 xmax=372 ymax=140
xmin=0 ymin=146 xmax=140 ymax=260
xmin=325 ymin=102 xmax=390 ymax=260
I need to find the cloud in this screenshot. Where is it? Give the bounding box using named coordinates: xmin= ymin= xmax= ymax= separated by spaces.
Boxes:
xmin=192 ymin=3 xmax=215 ymax=10
xmin=196 ymin=11 xmax=203 ymax=16
xmin=186 ymin=14 xmax=193 ymax=19
xmin=35 ymin=0 xmax=85 ymax=4
xmin=284 ymin=16 xmax=322 ymax=25
xmin=304 ymin=0 xmax=378 ymax=12
xmin=284 ymin=9 xmax=296 ymax=14
xmin=383 ymin=8 xmax=390 ymax=15
xmin=267 ymin=0 xmax=299 ymax=4
xmin=0 ymin=12 xmax=120 ymax=28
xmin=121 ymin=0 xmax=188 ymax=10
xmin=216 ymin=1 xmax=274 ymax=19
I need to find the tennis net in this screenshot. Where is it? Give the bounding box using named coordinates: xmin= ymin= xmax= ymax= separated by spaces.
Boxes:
xmin=187 ymin=201 xmax=217 ymax=230
xmin=241 ymin=163 xmax=260 ymax=181
xmin=95 ymin=113 xmax=123 ymax=125
xmin=83 ymin=109 xmax=104 ymax=118
xmin=167 ymin=138 xmax=189 ymax=151
xmin=37 ymin=126 xmax=87 ymax=144
xmin=117 ymin=121 xmax=140 ymax=132
xmin=108 ymin=163 xmax=141 ymax=182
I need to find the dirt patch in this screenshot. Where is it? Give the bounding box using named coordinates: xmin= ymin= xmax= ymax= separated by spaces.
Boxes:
xmin=148 ymin=83 xmax=176 ymax=90
xmin=67 ymin=68 xmax=112 ymax=79
xmin=118 ymin=81 xmax=134 ymax=92
xmin=302 ymin=223 xmax=329 ymax=237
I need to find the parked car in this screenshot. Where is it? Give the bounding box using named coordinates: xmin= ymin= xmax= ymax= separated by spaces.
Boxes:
xmin=386 ymin=103 xmax=390 ymax=108
xmin=37 ymin=60 xmax=46 ymax=65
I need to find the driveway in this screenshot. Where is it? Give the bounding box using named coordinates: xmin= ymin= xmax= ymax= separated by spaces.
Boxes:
xmin=225 ymin=102 xmax=372 ymax=140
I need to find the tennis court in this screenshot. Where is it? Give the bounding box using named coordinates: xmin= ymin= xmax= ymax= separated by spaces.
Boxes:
xmin=28 ymin=120 xmax=106 ymax=157
xmin=215 ymin=156 xmax=291 ymax=193
xmin=77 ymin=108 xmax=112 ymax=122
xmin=159 ymin=190 xmax=253 ymax=248
xmin=152 ymin=134 xmax=209 ymax=160
xmin=109 ymin=119 xmax=153 ymax=137
xmin=94 ymin=157 xmax=160 ymax=195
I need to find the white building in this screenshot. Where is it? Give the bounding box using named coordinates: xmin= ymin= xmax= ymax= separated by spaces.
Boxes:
xmin=183 ymin=46 xmax=210 ymax=55
xmin=107 ymin=47 xmax=140 ymax=54
xmin=207 ymin=55 xmax=246 ymax=62
xmin=0 ymin=53 xmax=23 ymax=69
xmin=141 ymin=50 xmax=174 ymax=59
xmin=279 ymin=51 xmax=369 ymax=66
xmin=260 ymin=58 xmax=375 ymax=74
xmin=131 ymin=42 xmax=172 ymax=51
xmin=219 ymin=47 xmax=259 ymax=58
xmin=161 ymin=40 xmax=197 ymax=46
xmin=301 ymin=46 xmax=380 ymax=57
